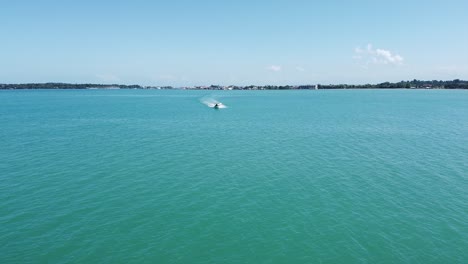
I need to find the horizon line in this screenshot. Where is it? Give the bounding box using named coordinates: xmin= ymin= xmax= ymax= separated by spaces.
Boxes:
xmin=1 ymin=79 xmax=467 ymax=87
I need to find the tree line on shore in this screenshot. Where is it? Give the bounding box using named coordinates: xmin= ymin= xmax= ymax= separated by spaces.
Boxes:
xmin=1 ymin=79 xmax=467 ymax=90
xmin=0 ymin=83 xmax=144 ymax=89
xmin=317 ymin=79 xmax=467 ymax=89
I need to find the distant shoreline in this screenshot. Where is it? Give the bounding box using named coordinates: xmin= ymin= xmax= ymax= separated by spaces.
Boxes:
xmin=1 ymin=79 xmax=467 ymax=90
xmin=2 ymin=88 xmax=468 ymax=91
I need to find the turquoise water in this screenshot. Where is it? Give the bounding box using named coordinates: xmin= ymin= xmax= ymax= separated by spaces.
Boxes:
xmin=1 ymin=89 xmax=468 ymax=263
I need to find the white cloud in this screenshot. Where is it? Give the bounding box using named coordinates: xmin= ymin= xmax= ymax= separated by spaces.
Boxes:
xmin=295 ymin=66 xmax=305 ymax=72
xmin=354 ymin=44 xmax=404 ymax=66
xmin=267 ymin=65 xmax=282 ymax=72
xmin=355 ymin=47 xmax=364 ymax=54
xmin=375 ymin=49 xmax=403 ymax=64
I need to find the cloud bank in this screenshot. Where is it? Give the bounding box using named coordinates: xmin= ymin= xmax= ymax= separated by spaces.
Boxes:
xmin=354 ymin=44 xmax=404 ymax=66
xmin=267 ymin=65 xmax=282 ymax=72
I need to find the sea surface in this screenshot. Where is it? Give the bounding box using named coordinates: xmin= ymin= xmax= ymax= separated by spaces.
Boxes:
xmin=1 ymin=89 xmax=468 ymax=263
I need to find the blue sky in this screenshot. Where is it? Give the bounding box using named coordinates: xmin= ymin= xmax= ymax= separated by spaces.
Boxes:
xmin=1 ymin=0 xmax=467 ymax=85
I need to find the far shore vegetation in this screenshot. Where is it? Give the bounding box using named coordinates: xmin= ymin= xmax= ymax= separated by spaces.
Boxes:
xmin=1 ymin=79 xmax=467 ymax=90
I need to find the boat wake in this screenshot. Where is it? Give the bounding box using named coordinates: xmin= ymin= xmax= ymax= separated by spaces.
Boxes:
xmin=200 ymin=97 xmax=228 ymax=109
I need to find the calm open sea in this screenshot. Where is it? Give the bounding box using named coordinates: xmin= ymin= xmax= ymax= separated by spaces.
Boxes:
xmin=1 ymin=89 xmax=468 ymax=263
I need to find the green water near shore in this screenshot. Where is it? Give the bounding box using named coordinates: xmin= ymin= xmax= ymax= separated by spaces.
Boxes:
xmin=1 ymin=89 xmax=468 ymax=263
